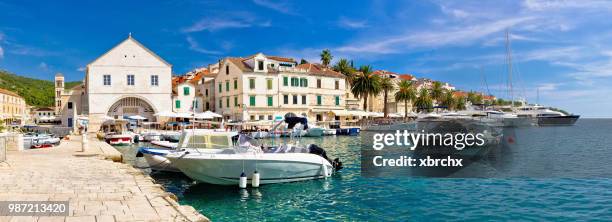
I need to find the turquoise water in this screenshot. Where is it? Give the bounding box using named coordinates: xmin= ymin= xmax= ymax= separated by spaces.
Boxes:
xmin=116 ymin=119 xmax=612 ymax=221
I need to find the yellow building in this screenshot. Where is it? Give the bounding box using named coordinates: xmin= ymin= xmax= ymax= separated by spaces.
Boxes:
xmin=0 ymin=88 xmax=27 ymax=125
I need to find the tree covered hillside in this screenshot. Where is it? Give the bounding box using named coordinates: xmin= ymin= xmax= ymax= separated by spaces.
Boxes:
xmin=0 ymin=70 xmax=81 ymax=107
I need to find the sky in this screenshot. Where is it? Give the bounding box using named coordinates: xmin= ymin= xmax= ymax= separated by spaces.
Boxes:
xmin=0 ymin=0 xmax=611 ymax=117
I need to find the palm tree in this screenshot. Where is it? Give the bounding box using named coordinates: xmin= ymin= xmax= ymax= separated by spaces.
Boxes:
xmin=333 ymin=58 xmax=356 ymax=85
xmin=455 ymin=96 xmax=466 ymax=110
xmin=380 ymin=77 xmax=395 ymax=117
xmin=440 ymin=91 xmax=455 ymax=110
xmin=430 ymin=81 xmax=444 ymax=103
xmin=320 ymin=49 xmax=333 ymax=67
xmin=395 ymin=80 xmax=417 ymax=119
xmin=351 ymin=65 xmax=381 ymax=111
xmin=414 ymin=88 xmax=433 ymax=112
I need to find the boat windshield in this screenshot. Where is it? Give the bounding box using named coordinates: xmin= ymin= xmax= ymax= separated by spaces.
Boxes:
xmin=177 ymin=133 xmax=233 ymax=149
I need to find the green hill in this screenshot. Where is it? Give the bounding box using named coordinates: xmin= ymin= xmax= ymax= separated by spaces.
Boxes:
xmin=0 ymin=70 xmax=81 ymax=107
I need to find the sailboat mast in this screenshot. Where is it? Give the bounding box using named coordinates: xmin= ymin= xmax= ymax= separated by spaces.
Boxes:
xmin=505 ymin=29 xmax=514 ymax=107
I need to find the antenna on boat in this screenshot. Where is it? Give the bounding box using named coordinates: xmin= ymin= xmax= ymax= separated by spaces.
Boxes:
xmin=505 ymin=28 xmax=514 ymax=108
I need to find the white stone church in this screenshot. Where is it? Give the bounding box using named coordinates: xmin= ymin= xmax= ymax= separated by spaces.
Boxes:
xmin=55 ymin=35 xmax=172 ymax=132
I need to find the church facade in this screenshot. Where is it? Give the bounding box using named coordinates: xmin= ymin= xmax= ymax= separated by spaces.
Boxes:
xmin=55 ymin=35 xmax=172 ymax=132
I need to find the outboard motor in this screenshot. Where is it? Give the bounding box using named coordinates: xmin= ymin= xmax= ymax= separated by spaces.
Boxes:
xmin=308 ymin=144 xmax=343 ymax=171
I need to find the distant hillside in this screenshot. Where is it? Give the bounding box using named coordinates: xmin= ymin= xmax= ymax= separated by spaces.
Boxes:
xmin=0 ymin=70 xmax=81 ymax=107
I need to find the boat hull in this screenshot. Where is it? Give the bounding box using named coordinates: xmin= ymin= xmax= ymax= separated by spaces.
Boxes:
xmin=139 ymin=148 xmax=180 ymax=172
xmin=305 ymin=128 xmax=324 ymax=137
xmin=537 ymin=115 xmax=579 ymax=126
xmin=167 ymin=152 xmax=333 ymax=185
xmin=502 ymin=117 xmax=534 ymax=127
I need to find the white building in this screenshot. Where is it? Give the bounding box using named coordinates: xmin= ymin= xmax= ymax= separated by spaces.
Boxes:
xmin=55 ymin=35 xmax=173 ymax=132
xmin=214 ymin=53 xmax=346 ymax=122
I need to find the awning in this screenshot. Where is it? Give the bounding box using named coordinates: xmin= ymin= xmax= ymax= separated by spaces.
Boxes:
xmin=332 ymin=110 xmax=369 ymax=116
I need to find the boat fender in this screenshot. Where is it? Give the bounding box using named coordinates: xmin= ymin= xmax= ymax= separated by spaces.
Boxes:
xmin=252 ymin=171 xmax=260 ymax=188
xmin=239 ymin=172 xmax=247 ymax=189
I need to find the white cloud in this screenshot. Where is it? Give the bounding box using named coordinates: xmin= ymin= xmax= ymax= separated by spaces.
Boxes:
xmin=0 ymin=46 xmax=3 ymax=59
xmin=186 ymin=36 xmax=221 ymax=55
xmin=336 ymin=16 xmax=534 ymax=54
xmin=523 ymin=0 xmax=612 ymax=11
xmin=38 ymin=62 xmax=48 ymax=71
xmin=77 ymin=67 xmax=85 ymax=72
xmin=337 ymin=17 xmax=368 ymax=29
xmin=252 ymin=0 xmax=296 ymax=15
xmin=182 ymin=13 xmax=270 ymax=33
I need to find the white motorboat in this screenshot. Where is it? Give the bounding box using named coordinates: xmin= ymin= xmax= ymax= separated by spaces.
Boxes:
xmin=515 ymin=105 xmax=579 ymax=126
xmin=23 ymin=133 xmax=61 ymax=149
xmin=164 ymin=130 xmax=343 ymax=185
xmin=141 ymin=132 xmax=162 ymax=142
xmin=137 ymin=148 xmax=180 ymax=172
xmin=323 ymin=128 xmax=337 ymax=136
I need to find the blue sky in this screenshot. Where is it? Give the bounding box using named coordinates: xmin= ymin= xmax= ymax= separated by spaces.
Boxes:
xmin=0 ymin=0 xmax=611 ymax=117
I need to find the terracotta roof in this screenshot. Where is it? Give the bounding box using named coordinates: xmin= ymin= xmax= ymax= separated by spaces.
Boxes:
xmin=398 ymin=74 xmax=414 ymax=81
xmin=452 ymin=91 xmax=468 ymax=98
xmin=483 ymin=95 xmax=496 ymax=100
xmin=226 ymin=57 xmax=252 ymax=72
xmin=267 ymin=56 xmax=295 ymax=63
xmin=0 ymin=88 xmax=21 ymax=97
xmin=35 ymin=107 xmax=54 ymax=112
xmin=295 ymin=63 xmax=344 ymax=78
xmin=189 ymin=69 xmax=209 ymax=84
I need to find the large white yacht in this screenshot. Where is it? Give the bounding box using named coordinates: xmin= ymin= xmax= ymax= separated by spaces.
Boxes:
xmin=515 ymin=105 xmax=579 ymax=126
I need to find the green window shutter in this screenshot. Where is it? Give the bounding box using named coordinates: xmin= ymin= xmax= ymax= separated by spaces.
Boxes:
xmin=226 ymin=82 xmax=230 ymax=91
xmin=283 ymin=76 xmax=288 ymax=86
xmin=249 ymin=96 xmax=256 ymax=106
xmin=249 ymin=79 xmax=255 ymax=89
xmin=267 ymin=79 xmax=272 ymax=90
xmin=267 ymin=96 xmax=273 ymax=107
xmin=317 ymin=95 xmax=322 ymax=105
xmin=219 ymin=99 xmax=222 ymax=108
xmin=234 ymin=79 xmax=238 ymax=89
xmin=226 ymin=98 xmax=229 ymax=107
xmin=218 ymin=83 xmax=222 ymax=92
xmin=304 ymin=79 xmax=308 ymax=87
xmin=234 ymin=97 xmax=238 ymax=107
xmin=175 ymin=100 xmax=180 ymax=108
xmin=335 ymin=96 xmax=340 ymax=105
xmin=183 ymin=87 xmax=190 ymax=95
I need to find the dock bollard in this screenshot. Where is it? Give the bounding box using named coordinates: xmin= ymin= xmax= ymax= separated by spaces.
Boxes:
xmin=239 ymin=172 xmax=247 ymax=189
xmin=81 ymin=133 xmax=88 ymax=152
xmin=252 ymin=171 xmax=260 ymax=188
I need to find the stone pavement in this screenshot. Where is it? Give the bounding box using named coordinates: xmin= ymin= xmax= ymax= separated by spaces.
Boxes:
xmin=0 ymin=137 xmax=209 ymax=222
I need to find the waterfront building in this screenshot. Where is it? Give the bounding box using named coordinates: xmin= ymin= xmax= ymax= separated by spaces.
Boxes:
xmin=0 ymin=88 xmax=27 ymax=126
xmin=32 ymin=107 xmax=59 ymax=124
xmin=55 ymin=35 xmax=173 ymax=131
xmin=213 ymin=53 xmax=346 ymax=122
xmin=365 ymin=70 xmax=415 ymax=114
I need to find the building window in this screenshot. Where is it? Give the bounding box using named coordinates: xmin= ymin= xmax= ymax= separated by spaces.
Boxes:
xmin=206 ymin=102 xmax=210 ymax=110
xmin=268 ymin=115 xmax=273 ymax=120
xmin=151 ymin=75 xmax=159 ymax=86
xmin=249 ymin=78 xmax=255 ymax=89
xmin=226 ymin=65 xmax=229 ymax=75
xmin=283 ymin=95 xmax=288 ymax=104
xmin=175 ymin=100 xmax=181 ymax=109
xmin=267 ymin=79 xmax=273 ymax=90
xmin=317 ymin=79 xmax=322 ymax=88
xmin=219 ymin=99 xmax=222 ymax=108
xmin=258 ymin=61 xmax=264 ymax=70
xmin=291 ymin=77 xmax=299 ymax=87
xmin=183 ymin=87 xmax=190 ymax=95
xmin=127 ymin=74 xmax=135 ymax=86
xmin=234 ymin=79 xmax=238 ymax=89
xmin=205 ymin=89 xmax=209 ymax=96
xmin=103 ymin=75 xmax=111 ymax=86
xmin=283 ymin=76 xmax=288 ymax=86
xmin=267 ymin=96 xmax=273 ymax=107
xmin=335 ymin=96 xmax=340 ymax=105
xmin=335 ymin=80 xmax=339 ymax=90
xmin=300 ymin=78 xmax=308 ymax=87
xmin=234 ymin=97 xmax=238 ymax=107
xmin=259 ymin=115 xmax=264 ymax=120
xmin=250 ymin=115 xmax=255 ymax=120
xmin=218 ymin=83 xmax=222 ymax=93
xmin=249 ymin=96 xmax=256 ymax=106
xmin=226 ymin=97 xmax=230 ymax=107
xmin=194 ymin=100 xmax=199 ymax=109
xmin=292 ymin=95 xmax=298 ymax=104
xmin=226 ymin=81 xmax=230 ymax=92
xmin=317 ymin=95 xmax=322 ymax=105
xmin=67 ymin=102 xmax=73 ymax=109
xmin=302 ymin=95 xmax=306 ymax=105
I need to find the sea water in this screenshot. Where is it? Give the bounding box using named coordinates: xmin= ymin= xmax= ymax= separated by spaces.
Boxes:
xmin=115 ymin=119 xmax=612 ymax=221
